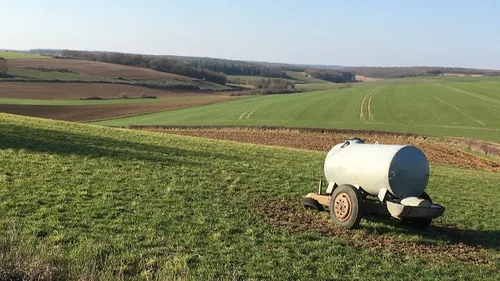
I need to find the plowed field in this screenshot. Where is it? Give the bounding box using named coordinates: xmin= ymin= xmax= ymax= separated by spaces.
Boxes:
xmin=0 ymin=98 xmax=233 ymax=122
xmin=134 ymin=126 xmax=500 ymax=172
xmin=0 ymin=82 xmax=225 ymax=100
xmin=7 ymin=58 xmax=191 ymax=79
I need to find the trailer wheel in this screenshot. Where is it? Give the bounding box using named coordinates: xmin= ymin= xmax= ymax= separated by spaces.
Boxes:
xmin=407 ymin=192 xmax=433 ymax=229
xmin=330 ymin=184 xmax=363 ymax=229
xmin=303 ymin=197 xmax=324 ymax=212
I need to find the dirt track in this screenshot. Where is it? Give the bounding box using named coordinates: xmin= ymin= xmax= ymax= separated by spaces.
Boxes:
xmin=134 ymin=127 xmax=500 ymax=172
xmin=0 ymin=98 xmax=232 ymax=122
xmin=8 ymin=58 xmax=191 ymax=79
xmin=0 ymin=82 xmax=227 ymax=100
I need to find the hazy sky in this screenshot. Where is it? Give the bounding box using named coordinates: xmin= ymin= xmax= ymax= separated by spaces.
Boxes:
xmin=3 ymin=0 xmax=500 ymax=68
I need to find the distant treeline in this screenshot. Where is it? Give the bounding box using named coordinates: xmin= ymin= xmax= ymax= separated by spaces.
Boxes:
xmin=59 ymin=50 xmax=308 ymax=84
xmin=304 ymin=69 xmax=357 ymax=83
xmin=230 ymin=78 xmax=301 ymax=96
xmin=0 ymin=57 xmax=6 ymax=74
xmin=188 ymin=59 xmax=286 ymax=77
xmin=61 ymin=50 xmax=228 ymax=84
xmin=342 ymin=67 xmax=500 ymax=79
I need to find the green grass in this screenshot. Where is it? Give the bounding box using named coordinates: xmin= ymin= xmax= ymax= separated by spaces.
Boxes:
xmin=295 ymin=82 xmax=343 ymax=91
xmin=284 ymin=71 xmax=329 ymax=83
xmin=6 ymin=67 xmax=100 ymax=81
xmin=1 ymin=113 xmax=499 ymax=280
xmin=97 ymin=79 xmax=500 ymax=142
xmin=0 ymin=97 xmax=207 ymax=105
xmin=0 ymin=51 xmax=49 ymax=59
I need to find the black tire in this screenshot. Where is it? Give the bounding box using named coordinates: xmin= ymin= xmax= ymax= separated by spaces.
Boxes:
xmin=406 ymin=192 xmax=433 ymax=229
xmin=303 ymin=197 xmax=324 ymax=212
xmin=329 ymin=184 xmax=363 ymax=229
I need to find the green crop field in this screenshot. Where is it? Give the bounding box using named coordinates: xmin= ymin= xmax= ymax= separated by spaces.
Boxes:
xmin=6 ymin=67 xmax=100 ymax=81
xmin=295 ymin=82 xmax=344 ymax=91
xmin=97 ymin=79 xmax=500 ymax=142
xmin=0 ymin=51 xmax=49 ymax=59
xmin=284 ymin=71 xmax=329 ymax=83
xmin=1 ymin=113 xmax=499 ymax=280
xmin=0 ymin=97 xmax=205 ymax=106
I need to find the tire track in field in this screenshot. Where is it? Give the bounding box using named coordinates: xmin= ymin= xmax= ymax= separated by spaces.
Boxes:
xmin=421 ymin=85 xmax=485 ymax=126
xmin=246 ymin=109 xmax=257 ymax=119
xmin=440 ymin=84 xmax=500 ymax=105
xmin=239 ymin=106 xmax=261 ymax=120
xmin=367 ymin=85 xmax=385 ymax=121
xmin=360 ymin=86 xmax=383 ymax=121
xmin=238 ymin=111 xmax=248 ymax=120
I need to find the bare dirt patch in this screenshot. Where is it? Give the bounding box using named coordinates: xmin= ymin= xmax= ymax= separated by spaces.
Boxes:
xmin=132 ymin=126 xmax=500 ymax=172
xmin=7 ymin=58 xmax=192 ymax=79
xmin=0 ymin=82 xmax=228 ymax=100
xmin=255 ymin=197 xmax=495 ymax=266
xmin=356 ymin=75 xmax=381 ymax=82
xmin=0 ymin=98 xmax=234 ymax=122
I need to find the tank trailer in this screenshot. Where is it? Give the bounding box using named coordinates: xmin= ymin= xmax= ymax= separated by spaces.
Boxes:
xmin=304 ymin=138 xmax=445 ymax=229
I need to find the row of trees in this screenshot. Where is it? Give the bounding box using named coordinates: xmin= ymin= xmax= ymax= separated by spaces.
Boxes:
xmin=304 ymin=69 xmax=357 ymax=83
xmin=189 ymin=60 xmax=286 ymax=77
xmin=61 ymin=50 xmax=228 ymax=84
xmin=230 ymin=78 xmax=300 ymax=96
xmin=60 ymin=50 xmax=313 ymax=82
xmin=0 ymin=58 xmax=7 ymax=76
xmin=342 ymin=66 xmax=500 ymax=79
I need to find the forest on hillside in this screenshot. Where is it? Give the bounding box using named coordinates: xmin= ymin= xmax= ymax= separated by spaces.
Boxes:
xmin=344 ymin=66 xmax=500 ymax=78
xmin=54 ymin=50 xmax=500 ymax=82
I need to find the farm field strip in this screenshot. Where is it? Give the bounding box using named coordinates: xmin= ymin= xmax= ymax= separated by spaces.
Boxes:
xmin=0 ymin=51 xmax=49 ymax=59
xmin=0 ymin=82 xmax=228 ymax=100
xmin=7 ymin=58 xmax=192 ymax=79
xmin=0 ymin=96 xmax=207 ymax=105
xmin=5 ymin=67 xmax=101 ymax=81
xmin=0 ymin=97 xmax=235 ymax=122
xmin=134 ymin=126 xmax=500 ymax=172
xmin=96 ymin=81 xmax=500 ymax=142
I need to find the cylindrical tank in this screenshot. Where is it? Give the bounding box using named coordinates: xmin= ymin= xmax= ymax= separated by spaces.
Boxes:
xmin=324 ymin=138 xmax=429 ymax=199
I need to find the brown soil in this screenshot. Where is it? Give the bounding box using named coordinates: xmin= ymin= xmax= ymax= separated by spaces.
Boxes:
xmin=356 ymin=75 xmax=381 ymax=82
xmin=255 ymin=197 xmax=496 ymax=266
xmin=0 ymin=82 xmax=228 ymax=100
xmin=7 ymin=58 xmax=192 ymax=79
xmin=0 ymin=98 xmax=233 ymax=122
xmin=133 ymin=126 xmax=500 ymax=172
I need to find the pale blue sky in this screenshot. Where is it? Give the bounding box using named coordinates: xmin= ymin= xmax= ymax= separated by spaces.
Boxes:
xmin=3 ymin=0 xmax=500 ymax=68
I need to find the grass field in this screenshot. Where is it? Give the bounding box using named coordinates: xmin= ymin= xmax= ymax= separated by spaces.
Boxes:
xmin=0 ymin=51 xmax=49 ymax=59
xmin=6 ymin=67 xmax=101 ymax=81
xmin=295 ymin=82 xmax=343 ymax=91
xmin=284 ymin=71 xmax=329 ymax=83
xmin=96 ymin=79 xmax=500 ymax=142
xmin=1 ymin=113 xmax=499 ymax=280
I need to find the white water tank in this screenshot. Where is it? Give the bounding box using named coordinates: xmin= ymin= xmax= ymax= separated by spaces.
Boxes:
xmin=324 ymin=138 xmax=429 ymax=199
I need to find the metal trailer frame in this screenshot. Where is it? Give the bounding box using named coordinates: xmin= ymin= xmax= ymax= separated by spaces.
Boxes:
xmin=304 ymin=180 xmax=445 ymax=229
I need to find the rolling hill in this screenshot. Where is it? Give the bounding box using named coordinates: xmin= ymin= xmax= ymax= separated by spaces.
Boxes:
xmin=96 ymin=78 xmax=500 ymax=142
xmin=0 ymin=113 xmax=499 ymax=280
